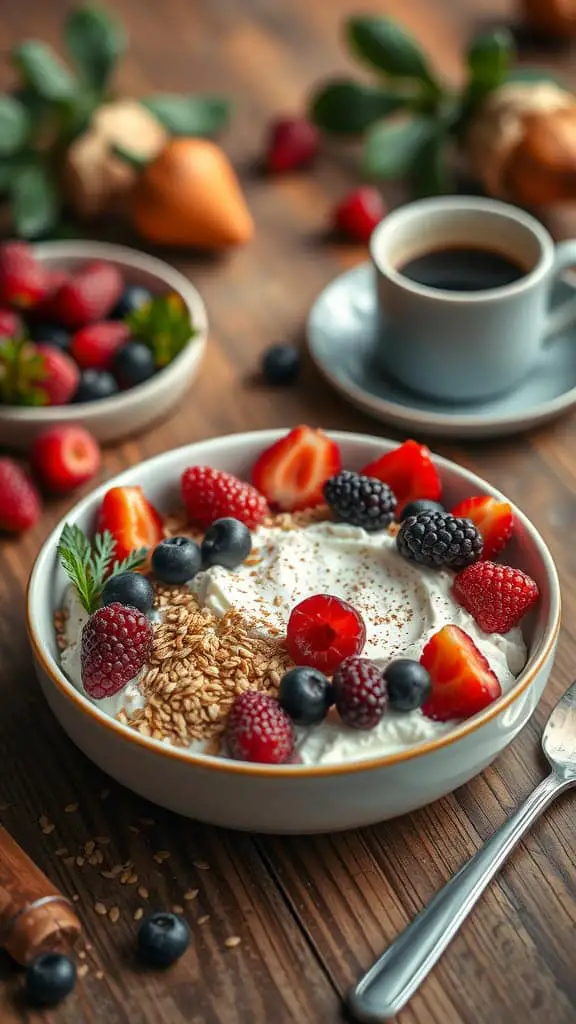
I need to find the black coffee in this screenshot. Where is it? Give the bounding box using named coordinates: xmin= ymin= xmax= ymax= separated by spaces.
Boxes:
xmin=398 ymin=246 xmax=527 ymax=292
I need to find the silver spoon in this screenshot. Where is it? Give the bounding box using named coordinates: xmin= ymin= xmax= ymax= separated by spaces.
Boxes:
xmin=349 ymin=681 xmax=576 ymax=1022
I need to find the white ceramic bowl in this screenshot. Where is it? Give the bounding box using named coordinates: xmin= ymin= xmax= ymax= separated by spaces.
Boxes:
xmin=0 ymin=241 xmax=208 ymax=449
xmin=27 ymin=431 xmax=560 ymax=834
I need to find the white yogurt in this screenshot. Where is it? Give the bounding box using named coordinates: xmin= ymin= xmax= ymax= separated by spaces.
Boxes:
xmin=60 ymin=522 xmax=527 ymax=765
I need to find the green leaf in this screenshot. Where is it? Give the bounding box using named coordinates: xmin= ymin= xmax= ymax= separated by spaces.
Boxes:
xmin=141 ymin=94 xmax=230 ymax=137
xmin=466 ymin=30 xmax=514 ymax=94
xmin=363 ymin=116 xmax=436 ymax=180
xmin=309 ymin=78 xmax=411 ymax=135
xmin=64 ymin=6 xmax=126 ymax=96
xmin=12 ymin=41 xmax=77 ymax=102
xmin=126 ymin=292 xmax=197 ymax=368
xmin=0 ymin=96 xmax=30 ymax=156
xmin=347 ymin=17 xmax=439 ymax=89
xmin=410 ymin=131 xmax=453 ymax=197
xmin=112 ymin=547 xmax=148 ymax=576
xmin=9 ymin=162 xmax=59 ymax=239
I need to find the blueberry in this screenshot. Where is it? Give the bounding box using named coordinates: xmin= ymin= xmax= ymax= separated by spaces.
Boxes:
xmin=28 ymin=323 xmax=71 ymax=350
xmin=25 ymin=953 xmax=76 ymax=1006
xmin=112 ymin=342 xmax=156 ymax=389
xmin=112 ymin=285 xmax=153 ymax=319
xmin=399 ymin=499 xmax=445 ymax=522
xmin=201 ymin=518 xmax=252 ymax=570
xmin=152 ymin=536 xmax=202 ymax=584
xmin=384 ymin=659 xmax=432 ymax=712
xmin=137 ymin=911 xmax=191 ymax=967
xmin=74 ymin=368 xmax=119 ymax=403
xmin=278 ymin=666 xmax=333 ymax=725
xmin=261 ymin=344 xmax=301 ymax=386
xmin=101 ymin=571 xmax=155 ymax=614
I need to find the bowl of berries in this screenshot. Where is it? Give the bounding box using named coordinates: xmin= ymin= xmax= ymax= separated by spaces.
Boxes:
xmin=0 ymin=240 xmax=207 ymax=449
xmin=27 ymin=428 xmax=560 ymax=833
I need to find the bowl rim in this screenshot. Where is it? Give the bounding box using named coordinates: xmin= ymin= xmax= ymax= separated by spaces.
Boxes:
xmin=0 ymin=240 xmax=208 ymax=422
xmin=26 ymin=428 xmax=561 ymax=778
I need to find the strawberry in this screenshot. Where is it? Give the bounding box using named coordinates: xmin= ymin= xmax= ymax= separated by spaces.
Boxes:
xmin=181 ymin=466 xmax=269 ymax=529
xmin=0 ymin=458 xmax=42 ymax=532
xmin=70 ymin=321 xmax=130 ymax=370
xmin=53 ymin=261 xmax=124 ymax=328
xmin=97 ymin=486 xmax=164 ymax=563
xmin=28 ymin=269 xmax=71 ymax=323
xmin=225 ymin=691 xmax=295 ymax=763
xmin=361 ymin=439 xmax=442 ymax=516
xmin=30 ymin=425 xmax=101 ymax=494
xmin=453 ymin=561 xmax=539 ymax=634
xmin=35 ymin=345 xmax=79 ymax=405
xmin=266 ymin=117 xmax=320 ymax=173
xmin=0 ymin=242 xmax=49 ymax=308
xmin=0 ymin=308 xmax=22 ymax=338
xmin=334 ymin=187 xmax=386 ymax=243
xmin=420 ymin=624 xmax=501 ymax=722
xmin=450 ymin=496 xmax=513 ymax=559
xmin=251 ymin=425 xmax=341 ymax=511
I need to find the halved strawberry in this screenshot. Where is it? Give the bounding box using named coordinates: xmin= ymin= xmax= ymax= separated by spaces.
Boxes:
xmin=360 ymin=439 xmax=441 ymax=516
xmin=251 ymin=425 xmax=341 ymax=511
xmin=450 ymin=496 xmax=513 ymax=559
xmin=97 ymin=486 xmax=164 ymax=563
xmin=420 ymin=624 xmax=501 ymax=722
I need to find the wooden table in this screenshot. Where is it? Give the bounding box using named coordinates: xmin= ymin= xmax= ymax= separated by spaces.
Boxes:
xmin=1 ymin=0 xmax=576 ymax=1021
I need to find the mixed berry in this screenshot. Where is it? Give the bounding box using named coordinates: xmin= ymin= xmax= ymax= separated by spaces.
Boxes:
xmin=56 ymin=428 xmax=541 ymax=766
xmin=0 ymin=241 xmax=197 ymax=408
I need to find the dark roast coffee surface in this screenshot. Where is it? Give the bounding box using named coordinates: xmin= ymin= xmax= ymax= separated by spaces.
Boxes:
xmin=398 ymin=246 xmax=526 ymax=292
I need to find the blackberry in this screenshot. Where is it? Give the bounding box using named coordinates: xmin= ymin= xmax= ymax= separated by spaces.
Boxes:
xmin=397 ymin=510 xmax=483 ymax=569
xmin=324 ymin=470 xmax=396 ymax=531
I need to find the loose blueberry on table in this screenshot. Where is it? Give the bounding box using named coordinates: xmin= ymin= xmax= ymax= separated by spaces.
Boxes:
xmin=137 ymin=912 xmax=191 ymax=967
xmin=0 ymin=241 xmax=197 ymax=407
xmin=25 ymin=952 xmax=76 ymax=1007
xmin=54 ymin=430 xmax=540 ymax=767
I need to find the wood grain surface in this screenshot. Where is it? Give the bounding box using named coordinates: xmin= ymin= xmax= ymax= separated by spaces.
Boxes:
xmin=1 ymin=0 xmax=576 ymax=1021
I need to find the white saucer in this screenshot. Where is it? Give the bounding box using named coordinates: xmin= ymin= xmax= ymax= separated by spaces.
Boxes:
xmin=307 ymin=262 xmax=576 ymax=439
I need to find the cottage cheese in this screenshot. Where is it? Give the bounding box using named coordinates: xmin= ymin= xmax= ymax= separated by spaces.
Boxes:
xmin=60 ymin=521 xmax=527 ymax=765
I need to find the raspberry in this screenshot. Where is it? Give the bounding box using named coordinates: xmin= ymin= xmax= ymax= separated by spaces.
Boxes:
xmin=286 ymin=593 xmax=366 ymax=675
xmin=266 ymin=117 xmax=319 ymax=173
xmin=324 ymin=470 xmax=396 ymax=531
xmin=453 ymin=561 xmax=539 ymax=633
xmin=181 ymin=466 xmax=269 ymax=529
xmin=225 ymin=691 xmax=295 ymax=764
xmin=0 ymin=458 xmax=41 ymax=532
xmin=30 ymin=425 xmax=101 ymax=494
xmin=70 ymin=321 xmax=130 ymax=370
xmin=0 ymin=242 xmax=49 ymax=308
xmin=332 ymin=656 xmax=388 ymax=729
xmin=333 ymin=187 xmax=386 ymax=243
xmin=0 ymin=308 xmax=22 ymax=338
xmin=397 ymin=511 xmax=483 ymax=569
xmin=81 ymin=603 xmax=153 ymax=700
xmin=53 ymin=261 xmax=123 ymax=328
xmin=35 ymin=345 xmax=80 ymax=406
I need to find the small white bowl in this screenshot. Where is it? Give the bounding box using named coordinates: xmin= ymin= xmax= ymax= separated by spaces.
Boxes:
xmin=0 ymin=241 xmax=208 ymax=449
xmin=27 ymin=431 xmax=560 ymax=834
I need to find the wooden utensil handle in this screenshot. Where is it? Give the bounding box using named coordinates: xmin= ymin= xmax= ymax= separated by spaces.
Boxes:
xmin=0 ymin=825 xmax=81 ymax=964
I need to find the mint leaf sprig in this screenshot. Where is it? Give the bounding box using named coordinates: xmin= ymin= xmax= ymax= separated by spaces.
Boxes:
xmin=57 ymin=522 xmax=147 ymax=614
xmin=126 ymin=292 xmax=197 ymax=369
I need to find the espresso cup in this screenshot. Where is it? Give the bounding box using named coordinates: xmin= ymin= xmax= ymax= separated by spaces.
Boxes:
xmin=370 ymin=196 xmax=576 ymax=402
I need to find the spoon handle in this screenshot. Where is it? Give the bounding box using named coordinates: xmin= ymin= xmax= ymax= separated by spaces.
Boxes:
xmin=349 ymin=772 xmax=573 ymax=1022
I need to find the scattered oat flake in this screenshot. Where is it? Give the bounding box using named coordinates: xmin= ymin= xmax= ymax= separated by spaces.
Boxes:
xmin=42 ymin=824 xmax=56 ymax=835
xmin=96 ymin=971 xmax=104 ymax=981
xmin=100 ymin=870 xmax=116 ymax=879
xmin=78 ymin=951 xmax=86 ymax=960
xmin=63 ymin=856 xmax=75 ymax=868
xmin=197 ymin=915 xmax=210 ymax=925
xmin=110 ymin=865 xmax=123 ymax=876
xmin=184 ymin=889 xmax=199 ymax=901
xmin=153 ymin=850 xmax=170 ymax=863
xmin=85 ymin=840 xmax=96 ymax=856
xmin=137 ymin=886 xmax=149 ymax=900
xmin=224 ymin=936 xmax=242 ymax=948
xmin=78 ymin=964 xmax=89 ymax=978
xmin=94 ymin=902 xmax=107 ymax=916
xmin=95 ymin=836 xmax=110 ymax=845
xmin=172 ymin=905 xmax=184 ymax=915
xmin=65 ymin=803 xmax=78 ymax=813
xmin=133 ymin=908 xmax=144 ymax=921
xmin=128 ymin=873 xmax=138 ymax=885
xmin=109 ymin=907 xmax=120 ymax=923
xmin=193 ymin=861 xmax=210 ymax=871
xmin=129 ymin=825 xmax=140 ymax=834
xmin=76 ymin=856 xmax=85 ymax=867
xmin=72 ymin=895 xmax=80 ymax=902
xmin=55 ymin=848 xmax=68 ymax=857
xmin=39 ymin=815 xmax=50 ymax=828
xmin=120 ymin=871 xmax=131 ymax=885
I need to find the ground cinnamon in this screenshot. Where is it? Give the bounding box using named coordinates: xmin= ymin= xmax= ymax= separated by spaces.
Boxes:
xmin=0 ymin=825 xmax=81 ymax=965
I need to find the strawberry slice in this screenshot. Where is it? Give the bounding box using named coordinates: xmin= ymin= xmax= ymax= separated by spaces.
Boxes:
xmin=251 ymin=425 xmax=341 ymax=511
xmin=360 ymin=439 xmax=441 ymax=516
xmin=97 ymin=486 xmax=164 ymax=563
xmin=450 ymin=496 xmax=513 ymax=559
xmin=420 ymin=624 xmax=501 ymax=722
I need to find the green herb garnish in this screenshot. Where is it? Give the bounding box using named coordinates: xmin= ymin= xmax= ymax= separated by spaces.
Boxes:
xmin=57 ymin=522 xmax=147 ymax=614
xmin=126 ymin=292 xmax=197 ymax=369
